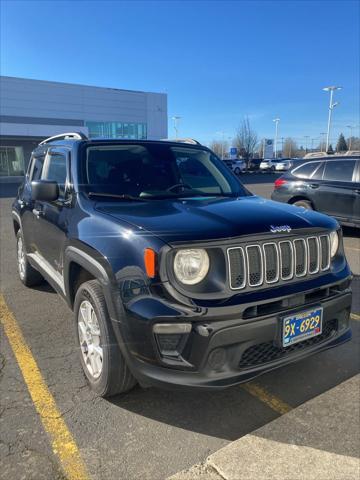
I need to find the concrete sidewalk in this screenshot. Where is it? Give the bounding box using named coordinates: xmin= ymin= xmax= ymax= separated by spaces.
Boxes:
xmin=169 ymin=375 xmax=360 ymax=480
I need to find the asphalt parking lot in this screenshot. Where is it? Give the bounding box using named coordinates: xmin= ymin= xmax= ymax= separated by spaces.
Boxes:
xmin=1 ymin=174 xmax=359 ymax=480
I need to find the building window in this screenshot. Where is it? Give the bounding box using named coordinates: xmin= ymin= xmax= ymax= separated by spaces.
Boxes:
xmin=0 ymin=146 xmax=25 ymax=176
xmin=85 ymin=121 xmax=147 ymax=140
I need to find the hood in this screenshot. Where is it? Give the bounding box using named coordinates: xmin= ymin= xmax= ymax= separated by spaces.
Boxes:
xmin=95 ymin=195 xmax=336 ymax=244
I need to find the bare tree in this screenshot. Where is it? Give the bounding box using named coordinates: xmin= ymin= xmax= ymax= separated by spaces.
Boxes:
xmin=282 ymin=137 xmax=298 ymax=157
xmin=347 ymin=136 xmax=360 ymax=151
xmin=234 ymin=117 xmax=258 ymax=166
xmin=209 ymin=140 xmax=229 ymax=159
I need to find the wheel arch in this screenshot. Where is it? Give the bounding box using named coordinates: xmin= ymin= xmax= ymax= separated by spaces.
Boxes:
xmin=64 ymin=245 xmax=115 ymax=310
xmin=12 ymin=211 xmax=21 ymax=236
xmin=288 ymin=196 xmax=315 ymax=209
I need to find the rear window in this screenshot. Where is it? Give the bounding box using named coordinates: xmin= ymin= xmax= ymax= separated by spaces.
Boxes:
xmin=311 ymin=162 xmax=325 ymax=180
xmin=292 ymin=161 xmax=320 ymax=179
xmin=323 ymin=160 xmax=356 ymax=182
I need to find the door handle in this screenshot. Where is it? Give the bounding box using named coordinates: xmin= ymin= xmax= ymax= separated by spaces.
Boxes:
xmin=309 ymin=183 xmax=319 ymax=189
xmin=32 ymin=208 xmax=44 ymax=219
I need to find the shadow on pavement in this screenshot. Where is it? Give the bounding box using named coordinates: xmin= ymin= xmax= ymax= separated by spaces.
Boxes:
xmin=109 ymin=318 xmax=360 ymax=441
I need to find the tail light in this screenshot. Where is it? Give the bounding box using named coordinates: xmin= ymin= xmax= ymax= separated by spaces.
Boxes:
xmin=274 ymin=178 xmax=287 ymax=189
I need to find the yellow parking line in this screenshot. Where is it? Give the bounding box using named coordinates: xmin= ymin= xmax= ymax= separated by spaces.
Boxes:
xmin=351 ymin=313 xmax=360 ymax=321
xmin=241 ymin=382 xmax=292 ymax=415
xmin=0 ymin=295 xmax=89 ymax=480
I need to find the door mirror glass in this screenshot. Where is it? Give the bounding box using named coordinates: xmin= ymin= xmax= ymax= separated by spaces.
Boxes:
xmin=31 ymin=180 xmax=59 ymax=202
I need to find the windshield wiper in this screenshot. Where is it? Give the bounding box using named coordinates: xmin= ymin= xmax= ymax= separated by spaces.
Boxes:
xmin=88 ymin=192 xmax=145 ymax=202
xmin=172 ymin=192 xmax=240 ymax=198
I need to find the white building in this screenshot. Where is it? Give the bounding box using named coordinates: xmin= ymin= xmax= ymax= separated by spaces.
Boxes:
xmin=0 ymin=76 xmax=168 ymax=182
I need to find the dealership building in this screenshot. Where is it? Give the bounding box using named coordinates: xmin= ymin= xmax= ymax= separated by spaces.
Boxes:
xmin=0 ymin=76 xmax=168 ymax=182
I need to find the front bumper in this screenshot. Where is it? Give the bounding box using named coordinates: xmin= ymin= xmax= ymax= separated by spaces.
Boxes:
xmin=121 ymin=278 xmax=352 ymax=390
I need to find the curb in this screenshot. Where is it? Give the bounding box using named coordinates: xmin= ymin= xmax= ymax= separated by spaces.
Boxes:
xmin=168 ymin=375 xmax=360 ymax=480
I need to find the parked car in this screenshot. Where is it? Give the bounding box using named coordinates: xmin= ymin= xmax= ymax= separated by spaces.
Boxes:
xmin=271 ymin=156 xmax=360 ymax=228
xmin=260 ymin=158 xmax=283 ymax=172
xmin=274 ymin=158 xmax=303 ymax=172
xmin=13 ymin=133 xmax=352 ymax=397
xmin=223 ymin=158 xmax=246 ymax=175
xmin=248 ymin=158 xmax=262 ymax=171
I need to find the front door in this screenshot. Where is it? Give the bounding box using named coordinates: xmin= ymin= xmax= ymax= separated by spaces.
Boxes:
xmin=31 ymin=148 xmax=72 ymax=279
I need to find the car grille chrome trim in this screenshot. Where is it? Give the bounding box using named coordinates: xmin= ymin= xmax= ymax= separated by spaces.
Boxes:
xmin=246 ymin=245 xmax=264 ymax=287
xmin=319 ymin=234 xmax=331 ymax=271
xmin=263 ymin=242 xmax=279 ymax=284
xmin=307 ymin=236 xmax=320 ymax=274
xmin=279 ymin=240 xmax=294 ymax=280
xmin=294 ymin=238 xmax=307 ymax=277
xmin=228 ymin=233 xmax=330 ymax=290
xmin=227 ymin=246 xmax=246 ymax=290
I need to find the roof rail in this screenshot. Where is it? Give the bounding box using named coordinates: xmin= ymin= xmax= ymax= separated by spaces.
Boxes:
xmin=39 ymin=132 xmax=88 ymax=145
xmin=304 ymin=151 xmax=360 ymax=159
xmin=303 ymin=152 xmax=328 ymax=159
xmin=161 ymin=138 xmax=202 ymax=145
xmin=343 ymin=150 xmax=360 ymax=156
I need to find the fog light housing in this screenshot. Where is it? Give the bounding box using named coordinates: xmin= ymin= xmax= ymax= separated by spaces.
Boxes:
xmin=153 ymin=323 xmax=191 ymax=358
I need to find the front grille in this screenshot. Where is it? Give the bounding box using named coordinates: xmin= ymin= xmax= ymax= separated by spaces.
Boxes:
xmin=239 ymin=319 xmax=337 ymax=368
xmin=228 ymin=233 xmax=330 ymax=291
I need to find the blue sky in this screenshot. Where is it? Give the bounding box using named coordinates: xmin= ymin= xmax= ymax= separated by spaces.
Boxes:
xmin=1 ymin=0 xmax=359 ymax=147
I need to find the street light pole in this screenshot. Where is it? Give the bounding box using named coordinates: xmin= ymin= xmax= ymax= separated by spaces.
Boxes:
xmin=304 ymin=135 xmax=310 ymax=154
xmin=216 ymin=131 xmax=228 ymax=159
xmin=320 ymin=132 xmax=326 ymax=152
xmin=346 ymin=125 xmax=360 ymax=150
xmin=323 ymin=86 xmax=342 ymax=152
xmin=171 ymin=116 xmax=181 ymax=139
xmin=273 ymin=118 xmax=280 ymax=158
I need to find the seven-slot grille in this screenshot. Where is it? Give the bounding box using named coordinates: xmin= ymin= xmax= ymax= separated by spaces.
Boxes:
xmin=228 ymin=233 xmax=331 ymax=290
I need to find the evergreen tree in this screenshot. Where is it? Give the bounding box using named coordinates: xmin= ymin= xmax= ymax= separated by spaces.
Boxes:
xmin=336 ymin=133 xmax=348 ymax=152
xmin=327 ymin=144 xmax=334 ymax=154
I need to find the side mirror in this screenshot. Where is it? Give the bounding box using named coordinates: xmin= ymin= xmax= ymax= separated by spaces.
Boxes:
xmin=31 ymin=180 xmax=59 ymax=202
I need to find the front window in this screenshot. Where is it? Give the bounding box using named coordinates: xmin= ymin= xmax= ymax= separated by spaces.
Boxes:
xmin=292 ymin=161 xmax=320 ymax=179
xmin=82 ymin=143 xmax=249 ymax=199
xmin=42 ymin=153 xmax=67 ymax=196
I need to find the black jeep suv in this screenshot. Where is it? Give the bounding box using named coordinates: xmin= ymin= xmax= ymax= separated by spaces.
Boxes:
xmin=12 ymin=133 xmax=352 ymax=397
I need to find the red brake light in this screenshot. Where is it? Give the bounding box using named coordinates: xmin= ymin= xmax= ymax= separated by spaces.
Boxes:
xmin=274 ymin=178 xmax=287 ymax=189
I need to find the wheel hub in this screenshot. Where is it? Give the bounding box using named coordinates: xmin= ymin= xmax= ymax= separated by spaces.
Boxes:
xmin=17 ymin=237 xmax=26 ymax=279
xmin=78 ymin=300 xmax=103 ymax=379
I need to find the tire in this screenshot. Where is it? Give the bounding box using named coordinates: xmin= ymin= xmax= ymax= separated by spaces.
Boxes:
xmin=74 ymin=279 xmax=137 ymax=397
xmin=16 ymin=230 xmax=43 ymax=287
xmin=293 ymin=200 xmax=313 ymax=210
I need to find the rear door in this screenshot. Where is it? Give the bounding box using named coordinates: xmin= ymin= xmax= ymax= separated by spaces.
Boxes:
xmin=313 ymin=159 xmax=357 ymax=222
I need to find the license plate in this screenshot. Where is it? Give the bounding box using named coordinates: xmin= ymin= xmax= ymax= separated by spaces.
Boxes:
xmin=282 ymin=307 xmax=323 ymax=347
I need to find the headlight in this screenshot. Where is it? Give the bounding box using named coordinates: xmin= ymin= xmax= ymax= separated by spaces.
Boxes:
xmin=174 ymin=249 xmax=210 ymax=285
xmin=329 ymin=230 xmax=339 ymax=258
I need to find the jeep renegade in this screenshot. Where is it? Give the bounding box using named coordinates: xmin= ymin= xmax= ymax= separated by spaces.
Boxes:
xmin=12 ymin=133 xmax=352 ymax=397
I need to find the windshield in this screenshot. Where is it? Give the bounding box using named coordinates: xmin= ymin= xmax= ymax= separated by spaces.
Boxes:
xmin=82 ymin=143 xmax=249 ymax=199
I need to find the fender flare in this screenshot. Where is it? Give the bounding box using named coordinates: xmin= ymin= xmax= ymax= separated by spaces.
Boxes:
xmin=64 ymin=246 xmax=118 ymax=319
